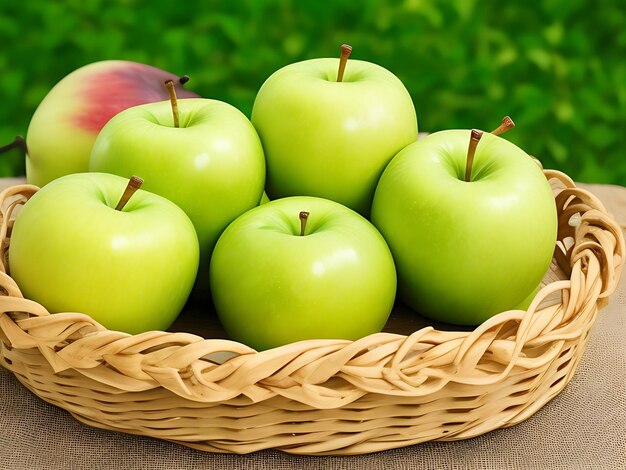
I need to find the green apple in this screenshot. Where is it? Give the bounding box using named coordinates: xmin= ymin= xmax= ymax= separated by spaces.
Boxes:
xmin=26 ymin=60 xmax=198 ymax=187
xmin=371 ymin=129 xmax=557 ymax=325
xmin=251 ymin=45 xmax=417 ymax=216
xmin=89 ymin=97 xmax=266 ymax=284
xmin=209 ymin=196 xmax=397 ymax=350
xmin=8 ymin=172 xmax=199 ymax=334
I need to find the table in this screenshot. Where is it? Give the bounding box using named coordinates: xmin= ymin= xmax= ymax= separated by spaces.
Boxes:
xmin=1 ymin=179 xmax=624 ymax=469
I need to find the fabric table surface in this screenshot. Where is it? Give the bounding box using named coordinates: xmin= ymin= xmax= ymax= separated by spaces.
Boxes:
xmin=0 ymin=178 xmax=624 ymax=470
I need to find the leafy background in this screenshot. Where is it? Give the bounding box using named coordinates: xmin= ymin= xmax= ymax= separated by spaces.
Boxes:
xmin=1 ymin=0 xmax=624 ymax=185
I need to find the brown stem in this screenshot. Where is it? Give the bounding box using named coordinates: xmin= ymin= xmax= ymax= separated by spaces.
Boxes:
xmin=164 ymin=79 xmax=180 ymax=128
xmin=464 ymin=130 xmax=483 ymax=182
xmin=299 ymin=211 xmax=309 ymax=236
xmin=491 ymin=116 xmax=515 ymax=136
xmin=115 ymin=176 xmax=144 ymax=211
xmin=0 ymin=135 xmax=27 ymax=155
xmin=337 ymin=44 xmax=352 ymax=82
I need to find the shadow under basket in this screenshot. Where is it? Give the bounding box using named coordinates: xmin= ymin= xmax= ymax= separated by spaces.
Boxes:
xmin=0 ymin=169 xmax=623 ymax=456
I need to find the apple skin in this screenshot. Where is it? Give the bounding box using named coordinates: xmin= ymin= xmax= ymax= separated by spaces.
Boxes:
xmin=371 ymin=130 xmax=557 ymax=325
xmin=8 ymin=173 xmax=199 ymax=334
xmin=209 ymin=196 xmax=397 ymax=350
xmin=251 ymin=58 xmax=418 ymax=216
xmin=26 ymin=60 xmax=198 ymax=187
xmin=89 ymin=98 xmax=266 ymax=283
xmin=259 ymin=191 xmax=270 ymax=205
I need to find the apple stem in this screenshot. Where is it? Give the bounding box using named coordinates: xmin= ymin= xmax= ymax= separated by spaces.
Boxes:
xmin=164 ymin=79 xmax=180 ymax=128
xmin=0 ymin=135 xmax=27 ymax=155
xmin=337 ymin=44 xmax=353 ymax=82
xmin=179 ymin=75 xmax=190 ymax=85
xmin=491 ymin=116 xmax=515 ymax=136
xmin=115 ymin=176 xmax=144 ymax=211
xmin=299 ymin=211 xmax=309 ymax=236
xmin=464 ymin=130 xmax=483 ymax=182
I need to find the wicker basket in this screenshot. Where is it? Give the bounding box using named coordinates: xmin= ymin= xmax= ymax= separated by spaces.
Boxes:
xmin=0 ymin=169 xmax=623 ymax=456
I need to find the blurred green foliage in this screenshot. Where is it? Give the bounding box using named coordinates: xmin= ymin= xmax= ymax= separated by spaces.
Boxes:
xmin=1 ymin=0 xmax=624 ymax=184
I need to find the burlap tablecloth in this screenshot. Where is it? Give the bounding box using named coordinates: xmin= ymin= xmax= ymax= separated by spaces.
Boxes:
xmin=0 ymin=180 xmax=624 ymax=470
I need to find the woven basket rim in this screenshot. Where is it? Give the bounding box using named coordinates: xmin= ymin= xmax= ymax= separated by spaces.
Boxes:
xmin=0 ymin=170 xmax=625 ymax=384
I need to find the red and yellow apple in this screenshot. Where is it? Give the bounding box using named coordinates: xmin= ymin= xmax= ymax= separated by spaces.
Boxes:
xmin=26 ymin=60 xmax=198 ymax=187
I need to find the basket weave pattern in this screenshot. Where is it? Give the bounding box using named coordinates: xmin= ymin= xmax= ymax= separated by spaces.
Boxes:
xmin=0 ymin=170 xmax=623 ymax=455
